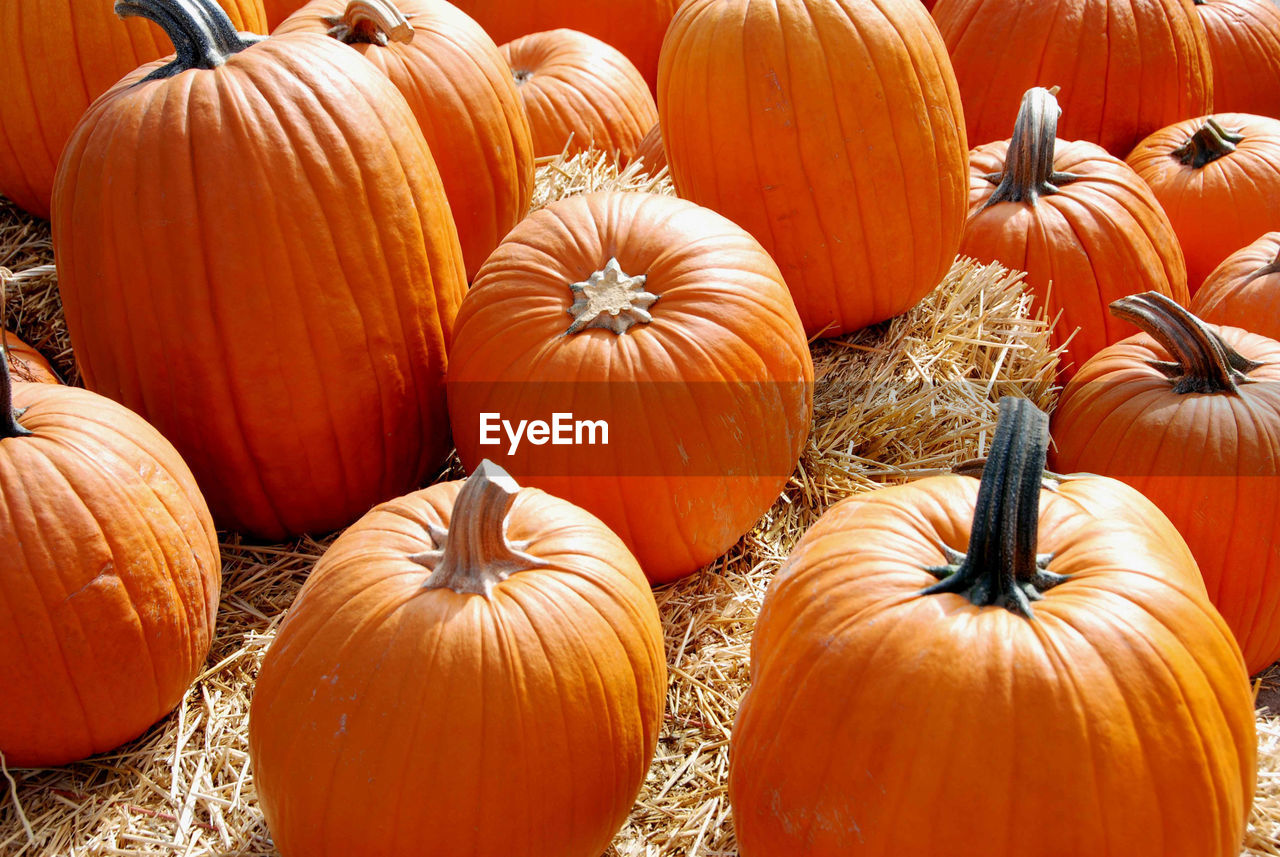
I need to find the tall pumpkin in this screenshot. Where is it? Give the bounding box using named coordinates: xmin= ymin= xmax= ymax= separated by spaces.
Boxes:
xmin=0 ymin=358 xmax=221 ymax=767
xmin=276 ymin=0 xmax=534 ymax=281
xmin=0 ymin=0 xmax=267 ymax=218
xmin=932 ymin=0 xmax=1213 ymax=156
xmin=659 ymin=0 xmax=968 ymax=339
xmin=731 ymin=397 xmax=1255 ymax=856
xmin=1193 ymin=0 xmax=1280 ymax=117
xmin=53 ymin=0 xmax=466 ymax=540
xmin=250 ymin=462 xmax=667 ymax=857
xmin=1192 ymin=231 xmax=1280 ymax=339
xmin=960 ymin=88 xmax=1189 ymax=378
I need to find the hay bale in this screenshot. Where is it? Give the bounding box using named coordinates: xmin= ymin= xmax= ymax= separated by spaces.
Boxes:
xmin=0 ymin=199 xmax=72 ymax=385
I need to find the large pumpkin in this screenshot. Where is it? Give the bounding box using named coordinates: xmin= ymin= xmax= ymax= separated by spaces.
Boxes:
xmin=2 ymin=330 xmax=59 ymax=384
xmin=0 ymin=0 xmax=267 ymax=218
xmin=932 ymin=0 xmax=1213 ymax=156
xmin=1052 ymin=293 xmax=1280 ymax=674
xmin=1193 ymin=0 xmax=1280 ymax=117
xmin=447 ymin=191 xmax=814 ymax=584
xmin=0 ymin=358 xmax=220 ymax=767
xmin=960 ymin=88 xmax=1189 ymax=378
xmin=731 ymin=397 xmax=1255 ymax=856
xmin=1126 ymin=114 xmax=1280 ymax=290
xmin=659 ymin=0 xmax=968 ymax=339
xmin=53 ymin=0 xmax=466 ymax=540
xmin=1192 ymin=231 xmax=1280 ymax=339
xmin=249 ymin=461 xmax=666 ymax=857
xmin=276 ymin=0 xmax=534 ymax=281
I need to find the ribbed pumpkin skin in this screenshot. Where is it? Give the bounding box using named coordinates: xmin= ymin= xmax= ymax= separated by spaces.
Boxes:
xmin=659 ymin=0 xmax=968 ymax=339
xmin=1051 ymin=327 xmax=1280 ymax=674
xmin=451 ymin=0 xmax=680 ymax=90
xmin=1195 ymin=0 xmax=1280 ymax=117
xmin=53 ymin=34 xmax=466 ymax=540
xmin=3 ymin=331 xmax=59 ymax=384
xmin=932 ymin=0 xmax=1213 ymax=156
xmin=277 ymin=0 xmax=534 ymax=282
xmin=1127 ymin=114 xmax=1280 ymax=290
xmin=635 ymin=122 xmax=666 ymax=174
xmin=263 ymin=0 xmax=307 ymax=28
xmin=1 ymin=384 xmax=220 ymax=767
xmin=963 ymin=139 xmax=1189 ymax=378
xmin=731 ymin=474 xmax=1255 ymax=856
xmin=0 ymin=0 xmax=267 ymax=218
xmin=502 ymin=29 xmax=658 ymax=163
xmin=249 ymin=480 xmax=667 ymax=857
xmin=1192 ymin=232 xmax=1280 ymax=338
xmin=447 ymin=192 xmax=814 ymax=584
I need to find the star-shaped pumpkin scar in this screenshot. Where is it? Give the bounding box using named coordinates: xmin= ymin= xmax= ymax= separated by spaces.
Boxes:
xmin=565 ymin=258 xmax=660 ymax=335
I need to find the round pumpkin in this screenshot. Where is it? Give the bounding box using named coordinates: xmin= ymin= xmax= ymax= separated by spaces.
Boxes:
xmin=1127 ymin=114 xmax=1280 ymax=290
xmin=501 ymin=29 xmax=658 ymax=163
xmin=0 ymin=0 xmax=267 ymax=219
xmin=960 ymin=88 xmax=1189 ymax=379
xmin=1192 ymin=231 xmax=1280 ymax=339
xmin=2 ymin=330 xmax=59 ymax=384
xmin=634 ymin=121 xmax=666 ymax=175
xmin=659 ymin=0 xmax=968 ymax=338
xmin=276 ymin=0 xmax=534 ymax=282
xmin=1193 ymin=0 xmax=1280 ymax=118
xmin=731 ymin=397 xmax=1255 ymax=856
xmin=53 ymin=0 xmax=466 ymax=540
xmin=932 ymin=0 xmax=1213 ymax=156
xmin=1052 ymin=292 xmax=1280 ymax=674
xmin=249 ymin=461 xmax=666 ymax=857
xmin=446 ymin=191 xmax=814 ymax=584
xmin=0 ymin=357 xmax=221 ymax=767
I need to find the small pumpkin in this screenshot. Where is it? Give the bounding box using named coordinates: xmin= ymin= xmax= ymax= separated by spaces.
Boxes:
xmin=0 ymin=355 xmax=220 ymax=767
xmin=2 ymin=330 xmax=59 ymax=384
xmin=1052 ymin=293 xmax=1280 ymax=674
xmin=731 ymin=397 xmax=1255 ymax=856
xmin=501 ymin=29 xmax=658 ymax=163
xmin=960 ymin=87 xmax=1189 ymax=378
xmin=1192 ymin=0 xmax=1280 ymax=118
xmin=1126 ymin=114 xmax=1280 ymax=290
xmin=249 ymin=461 xmax=666 ymax=857
xmin=276 ymin=0 xmax=534 ymax=281
xmin=634 ymin=121 xmax=666 ymax=175
xmin=1191 ymin=231 xmax=1280 ymax=339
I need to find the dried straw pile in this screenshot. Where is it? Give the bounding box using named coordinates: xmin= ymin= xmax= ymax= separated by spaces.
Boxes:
xmin=2 ymin=150 xmax=1279 ymax=856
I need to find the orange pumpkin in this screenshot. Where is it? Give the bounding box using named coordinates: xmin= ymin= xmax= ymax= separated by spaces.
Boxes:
xmin=276 ymin=0 xmax=534 ymax=281
xmin=447 ymin=192 xmax=813 ymax=583
xmin=53 ymin=0 xmax=465 ymax=540
xmin=250 ymin=461 xmax=666 ymax=857
xmin=0 ymin=357 xmax=220 ymax=767
xmin=0 ymin=0 xmax=267 ymax=218
xmin=263 ymin=0 xmax=307 ymax=27
xmin=1052 ymin=293 xmax=1280 ymax=674
xmin=501 ymin=29 xmax=658 ymax=163
xmin=731 ymin=397 xmax=1255 ymax=856
xmin=1193 ymin=0 xmax=1280 ymax=117
xmin=2 ymin=330 xmax=59 ymax=384
xmin=634 ymin=121 xmax=666 ymax=175
xmin=1192 ymin=231 xmax=1280 ymax=339
xmin=1127 ymin=114 xmax=1280 ymax=290
xmin=659 ymin=0 xmax=968 ymax=338
xmin=960 ymin=88 xmax=1189 ymax=379
xmin=932 ymin=0 xmax=1213 ymax=156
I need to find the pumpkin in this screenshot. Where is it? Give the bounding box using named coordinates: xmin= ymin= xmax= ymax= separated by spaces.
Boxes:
xmin=659 ymin=0 xmax=968 ymax=338
xmin=2 ymin=330 xmax=59 ymax=384
xmin=1193 ymin=0 xmax=1280 ymax=118
xmin=1126 ymin=114 xmax=1280 ymax=290
xmin=932 ymin=0 xmax=1213 ymax=156
xmin=276 ymin=0 xmax=534 ymax=282
xmin=53 ymin=0 xmax=466 ymax=540
xmin=501 ymin=29 xmax=658 ymax=163
xmin=446 ymin=191 xmax=813 ymax=584
xmin=249 ymin=461 xmax=666 ymax=857
xmin=1052 ymin=293 xmax=1280 ymax=674
xmin=263 ymin=0 xmax=307 ymax=27
xmin=451 ymin=0 xmax=679 ymax=91
xmin=634 ymin=121 xmax=666 ymax=175
xmin=0 ymin=0 xmax=267 ymax=219
xmin=0 ymin=355 xmax=220 ymax=767
xmin=960 ymin=88 xmax=1189 ymax=379
xmin=731 ymin=397 xmax=1255 ymax=856
xmin=1192 ymin=231 xmax=1280 ymax=339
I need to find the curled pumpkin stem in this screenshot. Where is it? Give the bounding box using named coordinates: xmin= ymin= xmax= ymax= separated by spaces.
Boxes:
xmin=325 ymin=0 xmax=414 ymax=46
xmin=115 ymin=0 xmax=263 ymax=81
xmin=981 ymin=87 xmax=1082 ymax=210
xmin=1173 ymin=118 xmax=1244 ymax=169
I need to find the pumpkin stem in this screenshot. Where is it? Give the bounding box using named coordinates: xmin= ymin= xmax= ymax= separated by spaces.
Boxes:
xmin=0 ymin=344 xmax=33 ymax=440
xmin=565 ymin=258 xmax=660 ymax=335
xmin=412 ymin=460 xmax=544 ymax=596
xmin=114 ymin=0 xmax=263 ymax=81
xmin=920 ymin=397 xmax=1064 ymax=617
xmin=325 ymin=0 xmax=414 ymax=46
xmin=981 ymin=87 xmax=1082 ymax=210
xmin=1172 ymin=118 xmax=1244 ymax=169
xmin=1110 ymin=292 xmax=1263 ymax=394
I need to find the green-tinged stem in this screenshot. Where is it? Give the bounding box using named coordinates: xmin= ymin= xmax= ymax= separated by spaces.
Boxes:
xmin=114 ymin=0 xmax=262 ymax=81
xmin=1173 ymin=118 xmax=1244 ymax=169
xmin=0 ymin=345 xmax=32 ymax=439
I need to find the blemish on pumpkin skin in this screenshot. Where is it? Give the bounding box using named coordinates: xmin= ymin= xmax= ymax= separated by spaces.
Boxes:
xmin=63 ymin=562 xmax=117 ymax=603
